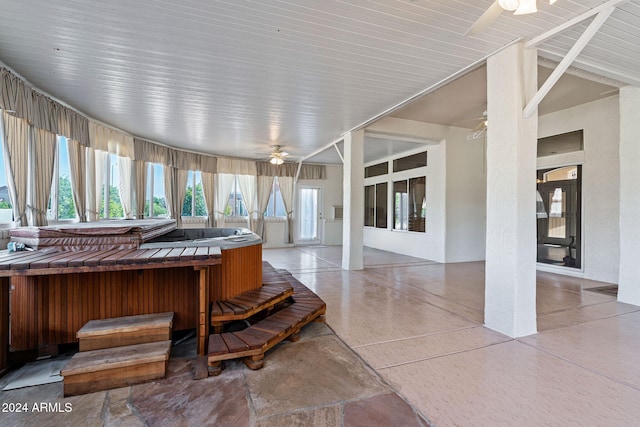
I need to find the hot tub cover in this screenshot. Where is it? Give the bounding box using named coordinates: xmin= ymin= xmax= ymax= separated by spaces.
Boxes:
xmin=10 ymin=219 xmax=176 ymax=250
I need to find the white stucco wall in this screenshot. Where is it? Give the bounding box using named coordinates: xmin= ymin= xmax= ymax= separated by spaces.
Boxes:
xmin=538 ymin=95 xmax=620 ymax=283
xmin=363 ymin=144 xmax=447 ymax=263
xmin=444 ymin=126 xmax=487 ymax=262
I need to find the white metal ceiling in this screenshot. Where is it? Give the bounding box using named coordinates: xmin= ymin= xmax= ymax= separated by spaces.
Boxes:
xmin=0 ymin=0 xmax=637 ymax=162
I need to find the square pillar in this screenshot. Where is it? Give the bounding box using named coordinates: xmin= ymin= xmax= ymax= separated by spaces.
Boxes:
xmin=342 ymin=130 xmax=364 ymax=270
xmin=485 ymin=42 xmax=538 ymax=337
xmin=618 ymin=86 xmax=640 ymax=306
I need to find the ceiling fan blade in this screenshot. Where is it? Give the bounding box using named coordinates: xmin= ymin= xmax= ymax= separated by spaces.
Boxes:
xmin=465 ymin=1 xmax=504 ymax=36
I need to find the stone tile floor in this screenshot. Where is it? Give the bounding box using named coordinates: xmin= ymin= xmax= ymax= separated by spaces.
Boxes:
xmin=0 ymin=322 xmax=427 ymax=427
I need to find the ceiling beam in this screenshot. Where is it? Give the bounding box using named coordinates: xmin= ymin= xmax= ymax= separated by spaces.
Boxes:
xmin=334 ymin=144 xmax=344 ymax=164
xmin=523 ymin=6 xmax=615 ymax=119
xmin=525 ymin=0 xmax=628 ymax=49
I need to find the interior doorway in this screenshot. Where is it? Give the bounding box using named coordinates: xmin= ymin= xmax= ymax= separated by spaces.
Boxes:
xmin=297 ymin=185 xmax=322 ymax=245
xmin=536 ymin=165 xmax=582 ymax=268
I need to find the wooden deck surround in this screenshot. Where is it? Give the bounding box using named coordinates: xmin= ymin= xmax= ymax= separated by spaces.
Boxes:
xmin=206 ymin=262 xmax=326 ymax=375
xmin=0 ymin=245 xmax=228 ymax=374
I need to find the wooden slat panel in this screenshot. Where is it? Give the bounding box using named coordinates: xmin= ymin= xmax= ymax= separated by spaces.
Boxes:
xmin=0 ymin=277 xmax=9 ymax=374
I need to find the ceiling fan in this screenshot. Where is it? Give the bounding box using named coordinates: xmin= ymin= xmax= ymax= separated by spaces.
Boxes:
xmin=466 ymin=0 xmax=558 ymax=36
xmin=467 ymin=111 xmax=488 ymax=140
xmin=268 ymin=145 xmax=290 ymax=165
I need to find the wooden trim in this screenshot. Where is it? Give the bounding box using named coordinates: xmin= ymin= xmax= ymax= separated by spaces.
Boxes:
xmin=0 ymin=277 xmax=9 ymax=376
xmin=195 ymin=266 xmax=209 ymax=356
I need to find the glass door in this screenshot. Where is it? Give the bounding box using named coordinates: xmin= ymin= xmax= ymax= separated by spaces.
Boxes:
xmin=298 ymin=185 xmax=322 ymax=244
xmin=536 ymin=166 xmax=581 ymax=268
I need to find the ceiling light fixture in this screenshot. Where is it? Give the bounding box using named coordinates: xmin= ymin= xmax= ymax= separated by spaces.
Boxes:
xmin=269 ymin=145 xmax=288 ymax=165
xmin=514 ymin=0 xmax=537 ymax=15
xmin=498 ymin=0 xmax=519 ymax=11
xmin=270 ymin=156 xmax=284 ymax=165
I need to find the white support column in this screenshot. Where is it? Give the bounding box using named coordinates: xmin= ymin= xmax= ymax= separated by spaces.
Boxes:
xmin=484 ymin=42 xmax=538 ymax=337
xmin=618 ymin=86 xmax=640 ymax=306
xmin=342 ymin=130 xmax=364 ymax=270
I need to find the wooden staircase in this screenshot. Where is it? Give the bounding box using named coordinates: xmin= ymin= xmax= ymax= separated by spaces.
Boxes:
xmin=206 ymin=262 xmax=326 ymax=375
xmin=61 ymin=312 xmax=174 ymax=396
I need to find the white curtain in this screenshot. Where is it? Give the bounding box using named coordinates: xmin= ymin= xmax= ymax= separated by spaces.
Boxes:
xmin=90 ymin=150 xmax=108 ymax=221
xmin=237 ymin=174 xmax=257 ymax=232
xmin=118 ymin=156 xmax=133 ymax=219
xmin=202 ymin=171 xmax=215 ymax=227
xmin=214 ymin=173 xmax=234 ymax=228
xmin=2 ymin=112 xmax=29 ymax=226
xmin=134 ymin=160 xmax=147 ymax=219
xmin=256 ymin=175 xmax=274 ymax=239
xmin=279 ymin=176 xmax=295 ymax=244
xmin=68 ymin=138 xmax=87 ymax=222
xmin=164 ymin=166 xmax=188 ymax=228
xmin=31 ymin=129 xmax=56 ymax=226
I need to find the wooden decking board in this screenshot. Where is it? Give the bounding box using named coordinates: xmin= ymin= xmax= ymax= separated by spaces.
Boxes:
xmin=61 ymin=340 xmax=171 ymax=376
xmin=147 ymin=248 xmax=174 ymax=260
xmin=128 ymin=249 xmax=163 ymax=264
xmin=55 ymin=250 xmax=102 ymax=267
xmin=76 ymin=312 xmax=174 ymax=338
xmin=220 ymin=299 xmax=251 ymax=313
xmin=79 ymin=248 xmax=124 ymax=267
xmin=221 ymin=332 xmax=254 ymax=352
xmin=207 ymin=334 xmax=230 ymax=356
xmin=194 ymin=247 xmax=210 ymax=260
xmin=179 ymin=247 xmax=197 ymax=260
xmin=218 ymin=301 xmax=246 ymax=315
xmin=2 ymin=251 xmax=61 ymax=270
xmin=99 ymin=249 xmax=139 ymax=266
xmin=165 ymin=247 xmax=186 ymax=261
xmin=233 ymin=327 xmax=276 ymax=345
xmin=230 ymin=330 xmax=265 ymax=349
xmin=210 ymin=302 xmax=224 ymax=317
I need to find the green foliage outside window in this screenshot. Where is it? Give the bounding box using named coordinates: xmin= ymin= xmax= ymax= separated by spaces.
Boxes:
xmin=182 ymin=183 xmax=207 ymax=217
xmin=57 ymin=175 xmax=77 ymax=219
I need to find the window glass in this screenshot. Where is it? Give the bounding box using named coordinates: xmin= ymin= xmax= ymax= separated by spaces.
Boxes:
xmin=537 ymin=130 xmax=583 ymax=157
xmin=376 ymin=182 xmax=387 ymax=229
xmin=226 ymin=175 xmax=247 ymax=216
xmin=46 ymin=136 xmax=76 ymax=221
xmin=0 ymin=133 xmax=12 ymax=222
xmin=265 ymin=177 xmax=286 ymax=217
xmin=393 ymin=152 xmax=427 ymax=172
xmin=408 ymin=177 xmax=426 ymax=232
xmin=364 ymin=185 xmax=375 ymax=227
xmin=365 ymin=162 xmax=388 ymax=178
xmin=182 ymin=170 xmax=206 ymax=217
xmin=146 ymin=163 xmax=167 ymax=217
xmin=394 ymin=180 xmax=408 ymax=230
xmin=103 ymin=154 xmax=124 ymax=218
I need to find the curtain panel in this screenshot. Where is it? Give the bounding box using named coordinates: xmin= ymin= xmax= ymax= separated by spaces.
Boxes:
xmin=214 ymin=173 xmax=235 ymax=228
xmin=1 ymin=112 xmax=29 ymax=226
xmin=118 ymin=156 xmax=133 ymax=219
xmin=134 ymin=160 xmax=148 ymax=219
xmin=31 ymin=128 xmax=56 ymax=226
xmin=279 ymin=176 xmax=295 ymax=244
xmin=89 ymin=121 xmax=134 ymax=159
xmin=68 ymin=138 xmax=87 ymax=221
xmin=1 ymin=67 xmax=90 ymax=145
xmin=134 ymin=138 xmax=174 ymax=165
xmin=201 ymin=172 xmax=215 ymax=227
xmin=256 ymin=175 xmax=274 ymax=240
xmin=236 ymin=174 xmax=257 ymax=232
xmin=217 ymin=157 xmax=257 ymax=175
xmin=256 ymin=162 xmax=326 ymax=180
xmin=256 ymin=161 xmax=297 ymax=177
xmin=298 ymin=164 xmax=326 ymax=180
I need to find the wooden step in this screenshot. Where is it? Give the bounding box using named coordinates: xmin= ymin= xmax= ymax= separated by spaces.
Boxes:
xmin=76 ymin=312 xmax=174 ymax=351
xmin=206 ymin=265 xmax=326 ymax=375
xmin=210 ymin=282 xmax=294 ymax=326
xmin=61 ymin=340 xmax=172 ymax=396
